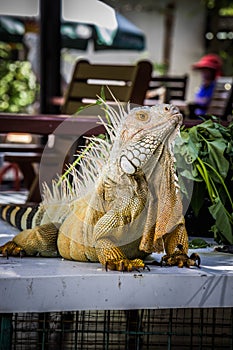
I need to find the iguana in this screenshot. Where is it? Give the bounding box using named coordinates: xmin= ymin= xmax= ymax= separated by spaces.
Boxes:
xmin=0 ymin=102 xmax=199 ymax=270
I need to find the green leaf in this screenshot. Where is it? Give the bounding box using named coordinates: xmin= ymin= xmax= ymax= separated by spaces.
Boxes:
xmin=209 ymin=198 xmax=233 ymax=245
xmin=190 ymin=182 xmax=206 ymax=216
xmin=175 ymin=131 xmax=199 ymax=164
xmin=195 ymin=119 xmax=223 ymax=139
xmin=100 ymin=86 xmax=106 ymax=100
xmin=206 ymin=139 xmax=229 ymax=179
xmin=189 ymin=238 xmax=210 ymax=249
xmin=179 ymin=168 xmax=201 ymax=182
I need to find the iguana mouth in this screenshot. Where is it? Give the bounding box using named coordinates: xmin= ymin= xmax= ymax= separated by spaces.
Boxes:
xmin=169 ymin=112 xmax=183 ymax=126
xmin=173 ymin=111 xmax=183 ymax=123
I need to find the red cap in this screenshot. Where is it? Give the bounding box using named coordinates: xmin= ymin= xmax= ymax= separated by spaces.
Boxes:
xmin=192 ymin=54 xmax=222 ymax=76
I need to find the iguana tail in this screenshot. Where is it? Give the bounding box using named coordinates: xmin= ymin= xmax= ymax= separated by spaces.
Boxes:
xmin=0 ymin=177 xmax=77 ymax=231
xmin=0 ymin=203 xmax=45 ymax=231
xmin=0 ymin=203 xmax=59 ymax=257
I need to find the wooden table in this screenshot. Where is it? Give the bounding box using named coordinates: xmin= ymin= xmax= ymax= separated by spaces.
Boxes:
xmin=0 ymin=113 xmax=105 ymax=135
xmin=0 ymin=112 xmax=228 ymax=135
xmin=0 ymin=220 xmax=233 ymax=313
xmin=0 ymin=113 xmax=106 ymax=202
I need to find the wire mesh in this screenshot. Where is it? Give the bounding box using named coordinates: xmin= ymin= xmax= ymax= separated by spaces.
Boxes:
xmin=0 ymin=308 xmax=232 ymax=350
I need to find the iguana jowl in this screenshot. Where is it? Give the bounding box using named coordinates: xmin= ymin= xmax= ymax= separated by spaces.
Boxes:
xmin=0 ymin=103 xmax=190 ymax=271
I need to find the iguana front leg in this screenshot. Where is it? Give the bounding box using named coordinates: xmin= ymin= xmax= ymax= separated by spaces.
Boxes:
xmin=94 ymin=203 xmax=145 ymax=271
xmin=93 ymin=174 xmax=148 ymax=271
xmin=96 ymin=238 xmax=145 ymax=271
xmin=153 ymin=151 xmax=189 ymax=257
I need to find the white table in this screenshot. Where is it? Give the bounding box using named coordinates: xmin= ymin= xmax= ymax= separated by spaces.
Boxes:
xmin=0 ymin=220 xmax=233 ymax=313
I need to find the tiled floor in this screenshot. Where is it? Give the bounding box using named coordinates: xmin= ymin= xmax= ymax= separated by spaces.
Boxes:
xmin=0 ymin=187 xmax=28 ymax=204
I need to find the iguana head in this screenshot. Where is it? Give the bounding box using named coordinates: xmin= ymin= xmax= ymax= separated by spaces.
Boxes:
xmin=119 ymin=104 xmax=182 ymax=175
xmin=45 ymin=102 xmax=182 ymax=199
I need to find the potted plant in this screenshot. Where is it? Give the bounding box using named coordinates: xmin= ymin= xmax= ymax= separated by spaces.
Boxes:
xmin=0 ymin=42 xmax=38 ymax=113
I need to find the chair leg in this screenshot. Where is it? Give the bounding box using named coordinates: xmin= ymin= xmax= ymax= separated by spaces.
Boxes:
xmin=26 ymin=175 xmax=41 ymax=203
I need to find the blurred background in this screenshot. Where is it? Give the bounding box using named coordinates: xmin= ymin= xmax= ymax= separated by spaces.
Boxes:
xmin=0 ymin=0 xmax=233 ymax=113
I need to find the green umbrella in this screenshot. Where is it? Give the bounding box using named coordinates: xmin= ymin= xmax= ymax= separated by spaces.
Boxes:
xmin=94 ymin=12 xmax=145 ymax=51
xmin=0 ymin=15 xmax=145 ymax=51
xmin=0 ymin=16 xmax=24 ymax=43
xmin=61 ymin=12 xmax=145 ymax=51
xmin=61 ymin=22 xmax=92 ymax=50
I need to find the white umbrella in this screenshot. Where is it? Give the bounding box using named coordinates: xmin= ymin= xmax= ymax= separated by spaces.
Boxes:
xmin=0 ymin=0 xmax=118 ymax=44
xmin=62 ymin=0 xmax=118 ymax=45
xmin=0 ymin=0 xmax=39 ymax=17
xmin=0 ymin=0 xmax=120 ymax=112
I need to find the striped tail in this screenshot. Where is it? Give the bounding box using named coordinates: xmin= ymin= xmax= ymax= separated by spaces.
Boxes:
xmin=0 ymin=204 xmax=45 ymax=231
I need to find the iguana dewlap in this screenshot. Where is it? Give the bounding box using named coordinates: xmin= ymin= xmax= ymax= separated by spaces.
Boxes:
xmin=0 ymin=103 xmax=189 ymax=271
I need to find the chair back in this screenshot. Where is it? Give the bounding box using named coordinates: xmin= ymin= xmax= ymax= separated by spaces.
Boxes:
xmin=61 ymin=59 xmax=152 ymax=114
xmin=145 ymin=74 xmax=189 ymax=105
xmin=206 ymin=76 xmax=233 ymax=120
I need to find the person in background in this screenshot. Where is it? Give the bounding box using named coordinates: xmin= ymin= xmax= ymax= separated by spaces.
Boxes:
xmin=190 ymin=53 xmax=223 ymax=117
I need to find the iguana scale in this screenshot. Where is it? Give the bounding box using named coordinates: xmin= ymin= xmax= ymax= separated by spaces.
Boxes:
xmin=0 ymin=102 xmax=193 ymax=271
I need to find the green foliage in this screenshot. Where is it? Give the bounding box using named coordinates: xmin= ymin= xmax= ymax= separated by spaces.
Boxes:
xmin=189 ymin=238 xmax=210 ymax=249
xmin=153 ymin=62 xmax=168 ymax=75
xmin=175 ymin=118 xmax=233 ymax=245
xmin=0 ymin=42 xmax=38 ymax=112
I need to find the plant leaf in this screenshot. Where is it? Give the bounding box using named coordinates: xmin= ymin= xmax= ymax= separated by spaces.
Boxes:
xmin=189 ymin=238 xmax=209 ymax=249
xmin=209 ymin=198 xmax=233 ymax=245
xmin=206 ymin=139 xmax=229 ymax=179
xmin=190 ymin=182 xmax=206 ymax=216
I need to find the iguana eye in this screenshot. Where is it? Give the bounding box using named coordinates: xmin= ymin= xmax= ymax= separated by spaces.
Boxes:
xmin=136 ymin=111 xmax=149 ymax=122
xmin=164 ymin=106 xmax=170 ymax=112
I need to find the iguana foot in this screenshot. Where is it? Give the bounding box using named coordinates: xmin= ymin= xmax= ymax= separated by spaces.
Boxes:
xmin=105 ymin=258 xmax=148 ymax=272
xmin=0 ymin=241 xmax=25 ymax=258
xmin=161 ymin=250 xmax=201 ymax=268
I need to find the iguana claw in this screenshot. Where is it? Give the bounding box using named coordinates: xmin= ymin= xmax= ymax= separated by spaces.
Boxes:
xmin=160 ymin=250 xmax=201 ymax=268
xmin=188 ymin=253 xmax=201 ymax=268
xmin=0 ymin=241 xmax=25 ymax=258
xmin=105 ymin=258 xmax=146 ymax=272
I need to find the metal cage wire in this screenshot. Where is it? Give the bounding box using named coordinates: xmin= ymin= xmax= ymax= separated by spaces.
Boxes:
xmin=0 ymin=307 xmax=232 ymax=350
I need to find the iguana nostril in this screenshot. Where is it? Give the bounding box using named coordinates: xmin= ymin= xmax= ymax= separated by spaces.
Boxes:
xmin=171 ymin=105 xmax=180 ymax=115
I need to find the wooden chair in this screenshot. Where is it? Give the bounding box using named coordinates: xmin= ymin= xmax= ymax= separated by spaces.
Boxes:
xmin=61 ymin=59 xmax=152 ymax=114
xmin=144 ymin=74 xmax=189 ymax=106
xmin=206 ymin=76 xmax=233 ymax=120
